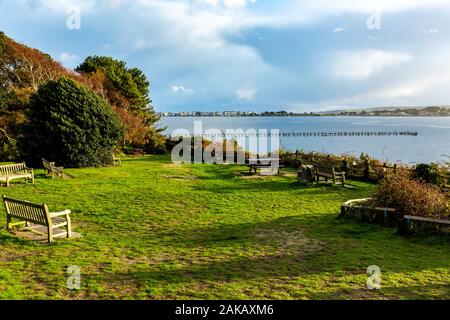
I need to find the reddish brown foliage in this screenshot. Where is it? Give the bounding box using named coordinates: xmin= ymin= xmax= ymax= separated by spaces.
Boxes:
xmin=370 ymin=173 xmax=449 ymax=218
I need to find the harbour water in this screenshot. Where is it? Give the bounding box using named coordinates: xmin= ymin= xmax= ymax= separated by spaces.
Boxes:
xmin=158 ymin=116 xmax=450 ymax=164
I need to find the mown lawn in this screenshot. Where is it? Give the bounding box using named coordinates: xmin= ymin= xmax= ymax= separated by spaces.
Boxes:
xmin=0 ymin=156 xmax=449 ymax=300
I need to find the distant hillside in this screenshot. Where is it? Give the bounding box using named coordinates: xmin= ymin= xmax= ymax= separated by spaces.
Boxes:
xmin=321 ymin=106 xmax=450 ymax=117
xmin=321 ymin=105 xmax=450 ymax=115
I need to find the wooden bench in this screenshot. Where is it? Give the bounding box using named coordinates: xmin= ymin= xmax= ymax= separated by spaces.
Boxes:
xmin=112 ymin=155 xmax=122 ymax=166
xmin=247 ymin=158 xmax=284 ymax=175
xmin=314 ymin=164 xmax=345 ymax=187
xmin=0 ymin=163 xmax=34 ymax=187
xmin=3 ymin=196 xmax=72 ymax=243
xmin=42 ymin=158 xmax=64 ymax=178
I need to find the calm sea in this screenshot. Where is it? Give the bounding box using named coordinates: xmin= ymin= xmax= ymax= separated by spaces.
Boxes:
xmin=158 ymin=117 xmax=450 ymax=164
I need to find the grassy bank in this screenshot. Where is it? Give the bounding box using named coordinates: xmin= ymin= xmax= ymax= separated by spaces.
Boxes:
xmin=0 ymin=156 xmax=449 ymax=299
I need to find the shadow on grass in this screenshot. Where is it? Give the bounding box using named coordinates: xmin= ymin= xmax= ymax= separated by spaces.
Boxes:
xmin=132 ymin=251 xmax=318 ymax=283
xmin=161 ymin=214 xmax=386 ymax=251
xmin=0 ymin=231 xmax=37 ymax=246
xmin=121 ymin=155 xmax=171 ymax=164
xmin=191 ymin=178 xmax=359 ymax=195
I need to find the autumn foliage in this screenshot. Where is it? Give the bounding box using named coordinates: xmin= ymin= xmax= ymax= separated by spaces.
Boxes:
xmin=0 ymin=32 xmax=165 ymax=161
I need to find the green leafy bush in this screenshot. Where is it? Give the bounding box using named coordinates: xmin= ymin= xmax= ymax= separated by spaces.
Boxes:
xmin=370 ymin=173 xmax=449 ymax=219
xmin=20 ymin=78 xmax=124 ymax=167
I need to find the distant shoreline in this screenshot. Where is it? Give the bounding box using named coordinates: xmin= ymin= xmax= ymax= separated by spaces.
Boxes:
xmin=160 ymin=115 xmax=450 ymax=118
xmin=159 ymin=107 xmax=450 ymax=118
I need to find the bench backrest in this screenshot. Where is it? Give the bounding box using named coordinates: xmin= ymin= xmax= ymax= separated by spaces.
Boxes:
xmin=3 ymin=196 xmax=49 ymax=225
xmin=0 ymin=163 xmax=27 ymax=176
xmin=314 ymin=164 xmax=335 ymax=175
xmin=42 ymin=159 xmax=54 ymax=171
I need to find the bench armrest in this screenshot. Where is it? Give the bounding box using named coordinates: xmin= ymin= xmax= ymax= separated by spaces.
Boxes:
xmin=50 ymin=209 xmax=71 ymax=218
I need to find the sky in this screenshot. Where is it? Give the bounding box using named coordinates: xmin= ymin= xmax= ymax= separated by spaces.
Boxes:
xmin=1 ymin=0 xmax=450 ymax=112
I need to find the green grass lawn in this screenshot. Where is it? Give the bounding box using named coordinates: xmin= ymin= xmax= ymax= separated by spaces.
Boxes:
xmin=0 ymin=156 xmax=449 ymax=300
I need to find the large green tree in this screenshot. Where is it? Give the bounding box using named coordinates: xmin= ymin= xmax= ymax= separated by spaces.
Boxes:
xmin=75 ymin=55 xmax=151 ymax=111
xmin=76 ymin=56 xmax=165 ymax=152
xmin=20 ymin=78 xmax=124 ymax=167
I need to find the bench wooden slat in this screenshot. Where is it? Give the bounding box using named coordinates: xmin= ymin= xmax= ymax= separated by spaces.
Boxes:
xmin=314 ymin=164 xmax=346 ymax=187
xmin=0 ymin=163 xmax=34 ymax=187
xmin=3 ymin=196 xmax=72 ymax=243
xmin=42 ymin=159 xmax=64 ymax=178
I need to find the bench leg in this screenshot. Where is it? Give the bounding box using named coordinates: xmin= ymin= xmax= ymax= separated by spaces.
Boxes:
xmin=48 ymin=226 xmax=53 ymax=243
xmin=6 ymin=178 xmax=9 ymax=187
xmin=66 ymin=214 xmax=72 ymax=238
xmin=6 ymin=215 xmax=11 ymax=231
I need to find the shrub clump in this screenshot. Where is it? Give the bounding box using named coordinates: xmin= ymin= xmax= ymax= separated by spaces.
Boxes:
xmin=370 ymin=173 xmax=449 ymax=219
xmin=412 ymin=163 xmax=444 ymax=186
xmin=20 ymin=78 xmax=124 ymax=167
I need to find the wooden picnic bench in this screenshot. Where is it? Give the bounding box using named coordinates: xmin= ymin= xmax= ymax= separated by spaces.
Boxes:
xmin=247 ymin=158 xmax=284 ymax=175
xmin=42 ymin=158 xmax=64 ymax=178
xmin=0 ymin=163 xmax=34 ymax=187
xmin=314 ymin=164 xmax=346 ymax=187
xmin=3 ymin=195 xmax=72 ymax=243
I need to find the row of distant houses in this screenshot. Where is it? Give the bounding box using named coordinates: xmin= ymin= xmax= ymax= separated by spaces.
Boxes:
xmin=158 ymin=107 xmax=450 ymax=117
xmin=160 ymin=111 xmax=269 ymax=117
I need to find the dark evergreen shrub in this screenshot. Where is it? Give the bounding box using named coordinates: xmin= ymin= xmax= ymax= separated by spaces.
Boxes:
xmin=20 ymin=78 xmax=124 ymax=167
xmin=412 ymin=163 xmax=442 ymax=186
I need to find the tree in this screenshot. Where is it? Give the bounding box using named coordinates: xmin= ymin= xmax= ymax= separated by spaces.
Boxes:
xmin=0 ymin=32 xmax=86 ymax=160
xmin=76 ymin=56 xmax=151 ymax=111
xmin=76 ymin=56 xmax=164 ymax=151
xmin=0 ymin=32 xmax=68 ymax=92
xmin=20 ymin=78 xmax=124 ymax=167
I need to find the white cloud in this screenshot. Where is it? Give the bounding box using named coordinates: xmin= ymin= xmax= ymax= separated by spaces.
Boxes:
xmin=420 ymin=28 xmax=439 ymax=34
xmin=58 ymin=52 xmax=79 ymax=67
xmin=11 ymin=0 xmax=450 ymax=110
xmin=197 ymin=0 xmax=221 ymax=7
xmin=332 ymin=27 xmax=346 ymax=33
xmin=331 ymin=50 xmax=413 ymax=79
xmin=25 ymin=0 xmax=95 ymax=13
xmin=223 ymin=0 xmax=253 ymax=9
xmin=236 ymin=87 xmax=256 ymax=100
xmin=172 ymin=85 xmax=194 ymax=94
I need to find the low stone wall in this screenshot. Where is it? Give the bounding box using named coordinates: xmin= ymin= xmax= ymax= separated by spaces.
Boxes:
xmin=399 ymin=215 xmax=450 ymax=238
xmin=340 ymin=198 xmax=398 ymax=227
xmin=341 ymin=198 xmax=450 ymax=238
